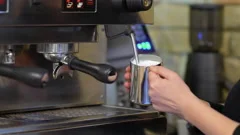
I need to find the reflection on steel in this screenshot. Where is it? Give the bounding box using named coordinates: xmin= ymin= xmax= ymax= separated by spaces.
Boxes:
xmin=0 ymin=44 xmax=105 ymax=112
xmin=53 ymin=63 xmax=73 ymax=79
xmin=37 ymin=44 xmax=78 ymax=54
xmin=0 ymin=45 xmax=15 ymax=64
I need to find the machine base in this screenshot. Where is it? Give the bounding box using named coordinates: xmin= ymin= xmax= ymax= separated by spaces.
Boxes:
xmin=0 ymin=105 xmax=167 ymax=135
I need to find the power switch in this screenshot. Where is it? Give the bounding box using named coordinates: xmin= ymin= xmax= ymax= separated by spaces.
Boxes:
xmin=0 ymin=0 xmax=8 ymax=13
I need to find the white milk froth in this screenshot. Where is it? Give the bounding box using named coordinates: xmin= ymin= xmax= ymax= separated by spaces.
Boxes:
xmin=132 ymin=60 xmax=160 ymax=66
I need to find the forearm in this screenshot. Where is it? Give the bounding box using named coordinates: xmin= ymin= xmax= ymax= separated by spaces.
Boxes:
xmin=204 ymin=100 xmax=225 ymax=113
xmin=182 ymin=95 xmax=239 ymax=135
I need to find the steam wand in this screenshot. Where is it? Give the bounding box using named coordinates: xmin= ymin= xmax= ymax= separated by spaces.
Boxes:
xmin=130 ymin=33 xmax=139 ymax=64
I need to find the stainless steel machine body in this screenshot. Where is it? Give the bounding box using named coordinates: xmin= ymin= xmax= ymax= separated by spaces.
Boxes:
xmin=0 ymin=0 xmax=153 ymax=113
xmin=0 ymin=0 xmax=167 ymax=134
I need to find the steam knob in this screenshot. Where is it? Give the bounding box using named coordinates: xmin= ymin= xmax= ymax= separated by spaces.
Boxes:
xmin=126 ymin=0 xmax=152 ymax=12
xmin=112 ymin=0 xmax=152 ymax=12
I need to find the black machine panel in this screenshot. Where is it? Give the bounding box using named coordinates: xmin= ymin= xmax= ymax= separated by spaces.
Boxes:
xmin=0 ymin=0 xmax=8 ymax=13
xmin=0 ymin=0 xmax=153 ymax=26
xmin=0 ymin=0 xmax=153 ymax=44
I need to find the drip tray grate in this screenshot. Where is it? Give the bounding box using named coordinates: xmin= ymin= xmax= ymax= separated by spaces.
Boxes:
xmin=1 ymin=106 xmax=129 ymax=122
xmin=0 ymin=106 xmax=162 ymax=135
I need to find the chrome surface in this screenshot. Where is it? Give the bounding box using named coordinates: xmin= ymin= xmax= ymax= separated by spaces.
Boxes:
xmin=130 ymin=54 xmax=162 ymax=106
xmin=60 ymin=54 xmax=74 ymax=65
xmin=2 ymin=49 xmax=15 ymax=64
xmin=38 ymin=44 xmax=79 ymax=79
xmin=131 ymin=33 xmax=139 ymax=64
xmin=43 ymin=53 xmax=67 ymax=63
xmin=0 ymin=26 xmax=108 ymax=112
xmin=0 ymin=106 xmax=166 ymax=135
xmin=0 ymin=45 xmax=15 ymax=64
xmin=0 ymin=33 xmax=107 ymax=112
xmin=37 ymin=44 xmax=79 ymax=54
xmin=52 ymin=63 xmax=73 ymax=79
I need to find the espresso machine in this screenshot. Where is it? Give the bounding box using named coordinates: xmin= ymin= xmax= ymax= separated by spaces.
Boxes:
xmin=0 ymin=0 xmax=167 ymax=134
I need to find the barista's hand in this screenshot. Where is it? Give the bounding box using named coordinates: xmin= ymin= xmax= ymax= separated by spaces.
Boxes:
xmin=148 ymin=66 xmax=198 ymax=117
xmin=123 ymin=65 xmax=208 ymax=117
xmin=124 ymin=66 xmax=131 ymax=91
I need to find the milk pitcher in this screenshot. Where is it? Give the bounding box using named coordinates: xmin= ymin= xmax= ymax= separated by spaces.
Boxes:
xmin=130 ymin=54 xmax=162 ymax=106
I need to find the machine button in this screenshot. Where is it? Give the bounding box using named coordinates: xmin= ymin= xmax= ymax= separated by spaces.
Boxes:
xmin=63 ymin=0 xmax=75 ymax=11
xmin=62 ymin=0 xmax=97 ymax=12
xmin=0 ymin=0 xmax=8 ymax=13
xmin=76 ymin=0 xmax=84 ymax=9
xmin=76 ymin=0 xmax=96 ymax=11
xmin=86 ymin=0 xmax=94 ymax=6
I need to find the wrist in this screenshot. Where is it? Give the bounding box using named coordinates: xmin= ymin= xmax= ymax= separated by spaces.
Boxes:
xmin=180 ymin=94 xmax=203 ymax=120
xmin=201 ymin=100 xmax=210 ymax=107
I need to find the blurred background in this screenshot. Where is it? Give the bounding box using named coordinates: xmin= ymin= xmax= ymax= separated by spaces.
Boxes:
xmin=106 ymin=0 xmax=240 ymax=134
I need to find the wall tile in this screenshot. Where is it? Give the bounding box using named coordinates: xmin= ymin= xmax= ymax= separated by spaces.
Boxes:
xmin=224 ymin=6 xmax=240 ymax=28
xmin=148 ymin=28 xmax=191 ymax=53
xmin=224 ymin=57 xmax=240 ymax=83
xmin=154 ymin=4 xmax=189 ymax=27
xmin=220 ymin=32 xmax=231 ymax=56
xmin=148 ymin=2 xmax=240 ymax=85
xmin=229 ymin=32 xmax=240 ymax=57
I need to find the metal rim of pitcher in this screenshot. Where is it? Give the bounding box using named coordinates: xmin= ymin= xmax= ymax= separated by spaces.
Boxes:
xmin=130 ymin=54 xmax=162 ymax=66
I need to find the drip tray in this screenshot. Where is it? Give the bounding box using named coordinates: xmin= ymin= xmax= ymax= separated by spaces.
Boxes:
xmin=0 ymin=105 xmax=163 ymax=134
xmin=3 ymin=106 xmax=121 ymax=122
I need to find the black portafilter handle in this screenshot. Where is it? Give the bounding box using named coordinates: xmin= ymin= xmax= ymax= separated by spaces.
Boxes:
xmin=68 ymin=57 xmax=117 ymax=84
xmin=0 ymin=64 xmax=49 ymax=88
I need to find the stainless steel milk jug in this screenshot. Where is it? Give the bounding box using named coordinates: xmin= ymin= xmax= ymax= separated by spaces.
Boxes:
xmin=130 ymin=54 xmax=162 ymax=106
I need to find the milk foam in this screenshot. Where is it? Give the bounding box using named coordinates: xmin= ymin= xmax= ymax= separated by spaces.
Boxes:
xmin=132 ymin=60 xmax=160 ymax=66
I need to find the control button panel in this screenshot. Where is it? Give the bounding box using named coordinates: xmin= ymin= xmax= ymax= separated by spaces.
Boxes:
xmin=62 ymin=0 xmax=97 ymax=13
xmin=0 ymin=0 xmax=8 ymax=13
